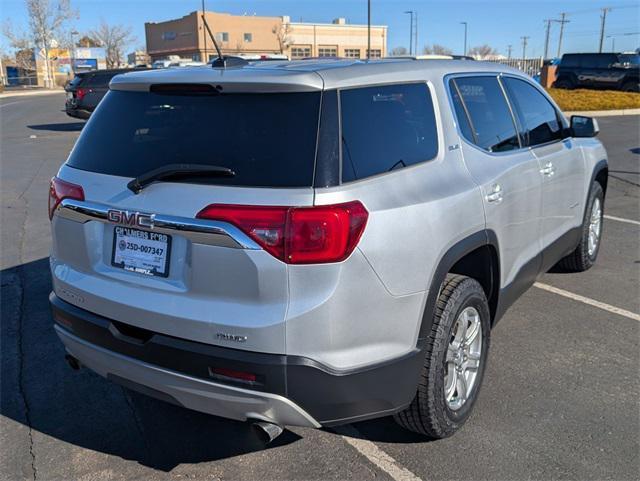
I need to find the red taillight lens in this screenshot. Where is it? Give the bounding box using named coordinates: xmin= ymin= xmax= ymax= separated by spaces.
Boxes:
xmin=75 ymin=87 xmax=89 ymax=101
xmin=48 ymin=177 xmax=84 ymax=220
xmin=196 ymin=201 xmax=368 ymax=264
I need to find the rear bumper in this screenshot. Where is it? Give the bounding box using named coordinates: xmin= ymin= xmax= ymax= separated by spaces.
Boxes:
xmin=56 ymin=325 xmax=320 ymax=427
xmin=50 ymin=293 xmax=423 ymax=427
xmin=64 ymin=105 xmax=91 ymax=119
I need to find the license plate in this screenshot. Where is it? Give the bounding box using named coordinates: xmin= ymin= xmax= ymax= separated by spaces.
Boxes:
xmin=66 ymin=92 xmax=73 ymax=100
xmin=111 ymin=226 xmax=171 ymax=277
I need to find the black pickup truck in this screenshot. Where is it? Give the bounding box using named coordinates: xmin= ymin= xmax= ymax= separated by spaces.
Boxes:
xmin=554 ymin=52 xmax=639 ymax=92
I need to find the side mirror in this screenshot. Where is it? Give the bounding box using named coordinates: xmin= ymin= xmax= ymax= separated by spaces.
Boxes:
xmin=570 ymin=115 xmax=599 ymax=138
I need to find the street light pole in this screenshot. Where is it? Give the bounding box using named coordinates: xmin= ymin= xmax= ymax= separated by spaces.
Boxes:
xmin=460 ymin=22 xmax=468 ymax=56
xmin=404 ymin=11 xmax=414 ymax=55
xmin=70 ymin=30 xmax=78 ymax=74
xmin=367 ymin=0 xmax=371 ymax=59
xmin=202 ymin=0 xmax=207 ymax=62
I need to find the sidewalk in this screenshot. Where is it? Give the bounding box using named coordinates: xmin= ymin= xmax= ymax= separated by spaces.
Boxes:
xmin=564 ymin=108 xmax=640 ymax=117
xmin=0 ymin=88 xmax=64 ymax=99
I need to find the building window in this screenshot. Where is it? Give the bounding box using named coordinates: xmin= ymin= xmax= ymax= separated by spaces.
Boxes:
xmin=344 ymin=49 xmax=361 ymax=58
xmin=291 ymin=46 xmax=311 ymax=59
xmin=318 ymin=46 xmax=338 ymax=58
xmin=244 ymin=33 xmax=252 ymax=43
xmin=216 ymin=32 xmax=229 ymax=42
xmin=161 ymin=31 xmax=176 ymax=41
xmin=367 ymin=49 xmax=382 ymax=58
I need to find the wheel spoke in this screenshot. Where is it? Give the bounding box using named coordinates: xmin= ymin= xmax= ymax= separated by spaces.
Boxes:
xmin=465 ymin=317 xmax=480 ymax=344
xmin=445 ymin=364 xmax=457 ymax=400
xmin=456 ymin=371 xmax=468 ymax=402
xmin=446 ymin=344 xmax=457 ymax=362
xmin=465 ymin=354 xmax=480 ymax=372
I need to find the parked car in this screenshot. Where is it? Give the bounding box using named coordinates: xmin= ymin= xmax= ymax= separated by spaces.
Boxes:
xmin=64 ymin=68 xmax=149 ymax=119
xmin=554 ymin=52 xmax=640 ymax=91
xmin=49 ymin=59 xmax=607 ymax=440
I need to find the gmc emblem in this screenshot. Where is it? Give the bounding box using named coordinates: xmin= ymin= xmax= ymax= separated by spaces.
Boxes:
xmin=107 ymin=209 xmax=155 ymax=229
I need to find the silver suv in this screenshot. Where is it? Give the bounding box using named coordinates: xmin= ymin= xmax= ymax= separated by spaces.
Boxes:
xmin=49 ymin=59 xmax=607 ymax=439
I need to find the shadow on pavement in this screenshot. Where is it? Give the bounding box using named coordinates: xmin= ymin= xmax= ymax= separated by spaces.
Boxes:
xmin=1 ymin=258 xmax=300 ymax=473
xmin=27 ymin=122 xmax=84 ymax=132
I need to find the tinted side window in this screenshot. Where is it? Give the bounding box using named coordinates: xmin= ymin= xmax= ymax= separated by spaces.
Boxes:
xmin=561 ymin=55 xmax=580 ymax=68
xmin=451 ymin=76 xmax=520 ymax=153
xmin=450 ymin=82 xmax=474 ymax=142
xmin=340 ymin=83 xmax=438 ymax=182
xmin=502 ymin=77 xmax=563 ymax=147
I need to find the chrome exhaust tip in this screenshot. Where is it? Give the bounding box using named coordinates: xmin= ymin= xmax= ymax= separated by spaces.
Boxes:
xmin=252 ymin=420 xmax=284 ymax=443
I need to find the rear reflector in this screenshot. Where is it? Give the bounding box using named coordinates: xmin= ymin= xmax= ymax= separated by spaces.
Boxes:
xmin=208 ymin=367 xmax=257 ymax=384
xmin=196 ymin=201 xmax=368 ymax=264
xmin=49 ymin=177 xmax=84 ymax=220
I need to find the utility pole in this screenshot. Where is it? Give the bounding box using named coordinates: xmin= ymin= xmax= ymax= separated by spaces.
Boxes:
xmin=599 ymin=7 xmax=611 ymax=53
xmin=507 ymin=44 xmax=513 ymax=59
xmin=367 ymin=0 xmax=371 ymax=59
xmin=460 ymin=21 xmax=468 ymax=56
xmin=521 ymin=36 xmax=529 ymax=61
xmin=543 ymin=19 xmax=552 ymax=60
xmin=556 ymin=12 xmax=569 ymax=58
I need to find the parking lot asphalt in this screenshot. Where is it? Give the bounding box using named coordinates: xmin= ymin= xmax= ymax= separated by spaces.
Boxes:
xmin=1 ymin=93 xmax=638 ymax=481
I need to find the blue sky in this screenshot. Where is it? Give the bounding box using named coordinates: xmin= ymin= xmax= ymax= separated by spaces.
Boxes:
xmin=2 ymin=0 xmax=639 ymax=56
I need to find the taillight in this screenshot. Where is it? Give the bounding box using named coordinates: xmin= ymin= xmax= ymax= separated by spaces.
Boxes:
xmin=196 ymin=201 xmax=368 ymax=264
xmin=48 ymin=177 xmax=84 ymax=220
xmin=75 ymin=87 xmax=91 ymax=101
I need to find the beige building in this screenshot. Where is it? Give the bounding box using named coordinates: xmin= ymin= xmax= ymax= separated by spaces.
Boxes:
xmin=145 ymin=11 xmax=387 ymax=62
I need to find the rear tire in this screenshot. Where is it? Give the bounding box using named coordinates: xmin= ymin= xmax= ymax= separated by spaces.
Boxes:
xmin=557 ymin=182 xmax=604 ymax=272
xmin=554 ymin=77 xmax=575 ymax=89
xmin=394 ymin=275 xmax=490 ymax=439
xmin=621 ymin=80 xmax=639 ymax=93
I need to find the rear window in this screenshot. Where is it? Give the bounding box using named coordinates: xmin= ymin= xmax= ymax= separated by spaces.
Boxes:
xmin=67 ymin=89 xmax=321 ymax=187
xmin=340 ymin=83 xmax=438 ymax=182
xmin=69 ymin=75 xmax=86 ymax=87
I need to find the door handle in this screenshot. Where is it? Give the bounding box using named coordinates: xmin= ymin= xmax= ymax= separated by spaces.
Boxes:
xmin=486 ymin=184 xmax=503 ymax=204
xmin=540 ymin=162 xmax=555 ymax=177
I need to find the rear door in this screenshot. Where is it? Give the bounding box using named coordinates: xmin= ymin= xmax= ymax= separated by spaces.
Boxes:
xmin=450 ymin=75 xmax=543 ymax=293
xmin=501 ymin=76 xmax=584 ymax=267
xmin=51 ymin=87 xmax=322 ymax=353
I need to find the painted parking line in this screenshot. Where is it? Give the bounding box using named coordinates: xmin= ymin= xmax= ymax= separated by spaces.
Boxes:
xmin=335 ymin=425 xmax=423 ymax=481
xmin=534 ymin=282 xmax=640 ymax=322
xmin=604 ymin=215 xmax=640 ymax=226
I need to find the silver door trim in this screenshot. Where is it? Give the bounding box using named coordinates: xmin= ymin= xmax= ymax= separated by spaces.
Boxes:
xmin=55 ymin=198 xmax=261 ymax=249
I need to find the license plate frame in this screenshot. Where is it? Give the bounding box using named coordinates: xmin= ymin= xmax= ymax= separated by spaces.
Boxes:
xmin=111 ymin=226 xmax=172 ymax=278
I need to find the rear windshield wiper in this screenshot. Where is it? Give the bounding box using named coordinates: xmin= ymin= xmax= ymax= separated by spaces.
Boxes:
xmin=127 ymin=163 xmax=236 ymax=194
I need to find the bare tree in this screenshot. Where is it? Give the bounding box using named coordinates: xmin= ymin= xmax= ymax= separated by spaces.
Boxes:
xmin=468 ymin=44 xmax=499 ymax=59
xmin=390 ymin=46 xmax=408 ymax=56
xmin=422 ymin=44 xmax=453 ymax=56
xmin=2 ymin=23 xmax=37 ymax=71
xmin=90 ymin=20 xmax=134 ymax=68
xmin=27 ymin=0 xmax=76 ymax=86
xmin=272 ymin=22 xmax=292 ymax=54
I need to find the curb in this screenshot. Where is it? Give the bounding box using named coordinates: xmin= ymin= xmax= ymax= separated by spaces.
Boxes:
xmin=0 ymin=89 xmax=64 ymax=99
xmin=564 ymin=108 xmax=640 ymax=117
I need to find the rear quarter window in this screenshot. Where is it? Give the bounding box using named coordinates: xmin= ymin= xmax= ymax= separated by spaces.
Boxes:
xmin=340 ymin=83 xmax=438 ymax=183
